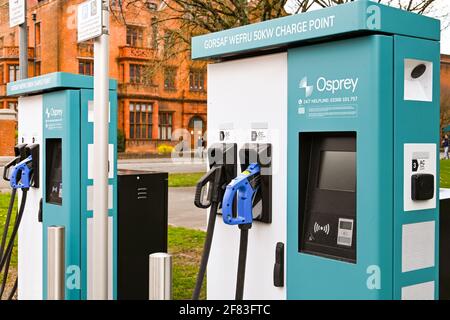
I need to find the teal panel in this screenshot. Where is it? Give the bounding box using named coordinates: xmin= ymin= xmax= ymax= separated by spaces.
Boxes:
xmin=191 ymin=1 xmax=439 ymax=60
xmin=392 ymin=35 xmax=440 ymax=299
xmin=80 ymin=89 xmax=118 ymax=300
xmin=287 ymin=35 xmax=394 ymax=299
xmin=42 ymin=90 xmax=81 ymax=300
xmin=7 ymin=72 xmax=117 ymax=97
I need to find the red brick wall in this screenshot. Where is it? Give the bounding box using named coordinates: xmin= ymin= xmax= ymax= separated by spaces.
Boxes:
xmin=0 ymin=111 xmax=17 ymax=156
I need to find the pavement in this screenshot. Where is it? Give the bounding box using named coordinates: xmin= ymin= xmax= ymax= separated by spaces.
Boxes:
xmin=119 ymin=158 xmax=207 ymax=230
xmin=168 ymin=187 xmax=206 ymax=231
xmin=0 ymin=157 xmax=12 ymax=193
xmin=118 ymin=157 xmax=206 ymax=173
xmin=1 ymin=156 xmax=207 ymax=230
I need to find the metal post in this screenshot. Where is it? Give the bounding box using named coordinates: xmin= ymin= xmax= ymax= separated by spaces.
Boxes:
xmin=92 ymin=0 xmax=110 ymax=300
xmin=47 ymin=226 xmax=65 ymax=300
xmin=19 ymin=0 xmax=28 ymax=79
xmin=149 ymin=253 xmax=172 ymax=300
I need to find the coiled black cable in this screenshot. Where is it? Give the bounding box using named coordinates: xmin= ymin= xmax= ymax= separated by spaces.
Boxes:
xmin=235 ymin=224 xmax=251 ymax=300
xmin=192 ymin=201 xmax=219 ymax=300
xmin=0 ymin=188 xmax=17 ymax=262
xmin=0 ymin=189 xmax=28 ymax=300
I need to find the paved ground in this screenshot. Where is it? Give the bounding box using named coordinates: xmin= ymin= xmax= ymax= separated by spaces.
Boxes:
xmin=1 ymin=157 xmax=207 ymax=230
xmin=121 ymin=158 xmax=207 ymax=230
xmin=168 ymin=187 xmax=206 ymax=231
xmin=118 ymin=157 xmax=206 ymax=173
xmin=0 ymin=157 xmax=12 ymax=192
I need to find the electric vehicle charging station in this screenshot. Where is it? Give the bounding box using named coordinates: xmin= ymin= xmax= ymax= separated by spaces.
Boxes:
xmin=7 ymin=72 xmax=118 ymax=300
xmin=4 ymin=72 xmax=169 ymax=301
xmin=192 ymin=1 xmax=441 ymax=300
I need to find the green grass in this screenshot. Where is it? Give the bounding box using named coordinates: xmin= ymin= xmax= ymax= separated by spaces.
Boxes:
xmin=0 ymin=192 xmax=18 ymax=267
xmin=168 ymin=172 xmax=204 ymax=188
xmin=169 ymin=226 xmax=206 ymax=300
xmin=0 ymin=191 xmax=205 ymax=300
xmin=441 ymin=160 xmax=450 ymax=188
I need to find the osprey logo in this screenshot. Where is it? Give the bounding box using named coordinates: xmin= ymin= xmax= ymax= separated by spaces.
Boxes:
xmin=45 ymin=107 xmax=63 ymax=119
xmin=299 ymin=77 xmax=314 ymax=98
xmin=299 ymin=75 xmax=359 ymax=96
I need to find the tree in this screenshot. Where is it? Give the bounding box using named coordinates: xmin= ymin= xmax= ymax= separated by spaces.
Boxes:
xmin=111 ymin=0 xmax=447 ymax=78
xmin=289 ymin=0 xmax=444 ymax=15
xmin=110 ymin=0 xmax=291 ymax=76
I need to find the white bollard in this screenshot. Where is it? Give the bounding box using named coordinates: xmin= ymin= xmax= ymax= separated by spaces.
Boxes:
xmin=149 ymin=253 xmax=172 ymax=300
xmin=47 ymin=226 xmax=65 ymax=300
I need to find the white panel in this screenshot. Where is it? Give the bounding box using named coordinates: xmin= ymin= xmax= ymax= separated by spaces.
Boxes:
xmin=402 ymin=282 xmax=435 ymax=300
xmin=17 ymin=95 xmax=44 ymax=300
xmin=207 ymin=53 xmax=287 ymax=300
xmin=88 ymin=144 xmax=114 ymax=180
xmin=440 ymin=188 xmax=450 ymax=200
xmin=87 ymin=184 xmax=113 ymax=211
xmin=108 ymin=144 xmax=114 ymax=179
xmin=88 ymin=101 xmax=110 ymax=123
xmin=404 ymin=59 xmax=433 ymax=102
xmin=87 ymin=217 xmax=113 ymax=300
xmin=402 ymin=221 xmax=435 ymax=272
xmin=404 ymin=144 xmax=436 ymax=211
xmin=88 ymin=144 xmax=93 ymax=179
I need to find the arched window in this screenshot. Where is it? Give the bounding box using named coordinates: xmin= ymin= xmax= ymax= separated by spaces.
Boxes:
xmin=188 ymin=116 xmax=204 ymax=131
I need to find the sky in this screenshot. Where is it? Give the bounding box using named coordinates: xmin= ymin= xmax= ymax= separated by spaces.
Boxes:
xmin=285 ymin=0 xmax=450 ymax=54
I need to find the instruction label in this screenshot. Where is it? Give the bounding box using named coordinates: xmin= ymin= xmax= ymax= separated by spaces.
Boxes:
xmin=45 ymin=107 xmax=64 ymax=131
xmin=297 ymin=75 xmax=360 ymax=119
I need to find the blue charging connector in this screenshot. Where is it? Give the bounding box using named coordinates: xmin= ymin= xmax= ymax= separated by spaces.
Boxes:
xmin=222 ymin=163 xmax=261 ymax=226
xmin=9 ymin=156 xmax=33 ymax=190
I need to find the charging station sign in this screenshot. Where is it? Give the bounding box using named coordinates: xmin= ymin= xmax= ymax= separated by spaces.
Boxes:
xmin=9 ymin=0 xmax=25 ymax=28
xmin=77 ymin=0 xmax=103 ymax=43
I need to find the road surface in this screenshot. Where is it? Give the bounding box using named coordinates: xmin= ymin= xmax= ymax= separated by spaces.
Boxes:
xmin=1 ymin=157 xmax=207 ymax=230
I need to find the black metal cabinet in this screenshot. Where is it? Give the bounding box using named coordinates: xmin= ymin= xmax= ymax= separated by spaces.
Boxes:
xmin=441 ymin=196 xmax=450 ymax=300
xmin=117 ymin=170 xmax=168 ymax=300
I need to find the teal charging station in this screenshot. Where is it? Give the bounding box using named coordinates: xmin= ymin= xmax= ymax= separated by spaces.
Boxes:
xmin=8 ymin=72 xmax=118 ymax=300
xmin=193 ymin=1 xmax=441 ymax=300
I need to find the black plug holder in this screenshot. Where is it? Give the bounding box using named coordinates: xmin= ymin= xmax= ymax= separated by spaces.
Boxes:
xmin=239 ymin=143 xmax=272 ymax=224
xmin=193 ymin=143 xmax=237 ymax=211
xmin=26 ymin=144 xmax=40 ymax=188
xmin=208 ymin=143 xmax=237 ymax=189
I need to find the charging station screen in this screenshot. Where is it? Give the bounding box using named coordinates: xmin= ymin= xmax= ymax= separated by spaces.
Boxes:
xmin=318 ymin=151 xmax=356 ymax=192
xmin=46 ymin=139 xmax=62 ymax=205
xmin=299 ymin=132 xmax=356 ymax=263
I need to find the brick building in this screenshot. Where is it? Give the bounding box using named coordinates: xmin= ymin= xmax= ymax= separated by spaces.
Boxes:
xmin=441 ymin=54 xmax=450 ymax=133
xmin=0 ymin=0 xmax=207 ymax=154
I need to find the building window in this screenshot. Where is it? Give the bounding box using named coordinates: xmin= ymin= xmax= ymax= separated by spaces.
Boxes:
xmin=130 ymin=64 xmax=144 ymax=84
xmin=151 ymin=17 xmax=158 ymax=49
xmin=8 ymin=101 xmax=18 ymax=112
xmin=159 ymin=112 xmax=173 ymax=140
xmin=120 ymin=64 xmax=125 ymax=82
xmin=35 ymin=22 xmax=41 ymax=45
xmin=8 ymin=65 xmax=20 ymax=82
xmin=129 ymin=102 xmax=153 ymax=139
xmin=130 ymin=64 xmax=152 ymax=85
xmin=111 ymin=0 xmax=123 ymax=7
xmin=79 ymin=60 xmax=94 ymax=75
xmin=127 ymin=26 xmax=143 ymax=47
xmin=35 ymin=62 xmax=41 ymax=76
xmin=189 ymin=69 xmax=205 ymax=92
xmin=164 ymin=31 xmax=175 ymax=54
xmin=164 ymin=67 xmax=177 ymax=90
xmin=0 ymin=67 xmax=4 ymax=84
xmin=0 ymin=36 xmax=4 ymax=48
xmin=146 ymin=1 xmax=157 ymax=11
